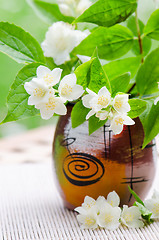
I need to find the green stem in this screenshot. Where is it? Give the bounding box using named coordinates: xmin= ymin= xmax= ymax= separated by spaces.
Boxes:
xmin=128 ymin=9 xmax=144 ymax=94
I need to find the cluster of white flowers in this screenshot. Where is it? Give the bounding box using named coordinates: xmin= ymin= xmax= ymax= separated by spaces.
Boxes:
xmin=57 ymin=0 xmax=92 ymax=17
xmin=75 ymin=191 xmax=144 ymax=230
xmin=24 ymin=66 xmax=84 ymax=120
xmin=82 ymin=87 xmax=135 ymax=134
xmin=41 ymin=22 xmax=89 ymax=65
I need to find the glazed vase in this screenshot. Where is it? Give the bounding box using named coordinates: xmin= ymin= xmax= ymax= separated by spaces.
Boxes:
xmin=53 ymin=104 xmax=157 ymax=210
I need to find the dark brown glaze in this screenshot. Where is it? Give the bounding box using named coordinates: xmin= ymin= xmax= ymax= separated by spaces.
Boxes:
xmin=53 ymin=105 xmax=157 ymax=210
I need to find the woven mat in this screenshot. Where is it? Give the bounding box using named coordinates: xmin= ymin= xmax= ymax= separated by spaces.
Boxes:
xmin=0 ymin=162 xmax=158 ymax=240
xmin=0 ymin=126 xmax=159 ymax=240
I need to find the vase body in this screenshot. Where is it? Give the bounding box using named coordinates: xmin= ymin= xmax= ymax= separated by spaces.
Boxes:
xmin=53 ymin=105 xmax=157 ymax=210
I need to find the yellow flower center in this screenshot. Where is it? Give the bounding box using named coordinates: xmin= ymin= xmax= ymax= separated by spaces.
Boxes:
xmin=46 ymin=97 xmax=56 ymax=111
xmin=44 ymin=74 xmax=54 ymax=84
xmin=153 ymin=203 xmax=159 ymax=214
xmin=61 ymin=84 xmax=73 ymax=96
xmin=105 ymin=214 xmax=113 ymax=224
xmin=114 ymin=99 xmax=123 ymax=109
xmin=115 ymin=117 xmax=124 ymax=126
xmin=98 ymin=96 xmax=109 ymax=106
xmin=33 ymin=87 xmax=45 ymax=97
xmin=85 ymin=201 xmax=96 ymax=210
xmin=124 ymin=213 xmax=134 ymax=222
xmin=85 ymin=217 xmax=95 ymax=226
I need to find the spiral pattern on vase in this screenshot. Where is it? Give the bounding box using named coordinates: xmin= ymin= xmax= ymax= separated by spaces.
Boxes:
xmin=63 ymin=153 xmax=105 ymax=186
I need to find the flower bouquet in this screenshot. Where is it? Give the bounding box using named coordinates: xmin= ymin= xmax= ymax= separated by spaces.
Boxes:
xmin=0 ymin=0 xmax=159 ymax=230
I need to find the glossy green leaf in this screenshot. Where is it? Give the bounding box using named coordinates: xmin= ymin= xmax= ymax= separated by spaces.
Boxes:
xmin=0 ymin=22 xmax=45 ymax=64
xmin=74 ymin=0 xmax=137 ymax=27
xmin=142 ymin=102 xmax=159 ymax=148
xmin=128 ymin=99 xmax=147 ymax=119
xmin=75 ymin=58 xmax=94 ymax=89
xmin=128 ymin=186 xmax=144 ymax=205
xmin=73 ymin=25 xmax=134 ymax=60
xmin=127 ymin=16 xmax=151 ymax=56
xmin=89 ymin=115 xmax=107 ymax=135
xmin=89 ymin=57 xmax=111 ymax=93
xmin=110 ymin=73 xmax=131 ymax=97
xmin=103 ymin=56 xmax=141 ymax=80
xmin=144 ymin=9 xmax=159 ymax=40
xmin=71 ymin=101 xmax=89 ymax=128
xmin=136 ymin=48 xmax=159 ymax=95
xmin=27 ymin=0 xmax=74 ymax=24
xmin=2 ymin=63 xmax=41 ymax=124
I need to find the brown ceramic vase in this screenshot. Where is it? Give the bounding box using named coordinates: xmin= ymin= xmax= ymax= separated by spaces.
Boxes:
xmin=53 ymin=104 xmax=157 ymax=210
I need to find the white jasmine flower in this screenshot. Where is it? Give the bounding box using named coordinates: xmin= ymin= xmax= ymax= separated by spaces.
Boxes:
xmin=98 ymin=203 xmax=121 ymax=230
xmin=58 ymin=73 xmax=84 ymax=102
xmin=24 ymin=66 xmax=62 ymax=106
xmin=35 ymin=91 xmax=67 ymax=120
xmin=106 ymin=191 xmax=120 ymax=207
xmin=113 ymin=94 xmax=130 ymax=114
xmin=75 ymin=196 xmax=96 ymax=215
xmin=77 ymin=212 xmax=98 ymax=229
xmin=82 ymin=87 xmax=111 ymax=120
xmin=57 ymin=0 xmax=92 ymax=17
xmin=24 ymin=78 xmax=51 ymax=106
xmin=110 ymin=113 xmax=135 ymax=135
xmin=144 ymin=190 xmax=159 ymax=218
xmin=121 ymin=205 xmax=144 ymax=228
xmin=36 ymin=66 xmax=62 ymax=87
xmin=41 ymin=22 xmax=89 ymax=65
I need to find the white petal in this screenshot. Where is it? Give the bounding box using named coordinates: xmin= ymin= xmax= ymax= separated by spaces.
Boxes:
xmin=68 ymin=85 xmax=84 ymax=101
xmin=96 ymin=111 xmax=109 ymax=121
xmin=98 ymin=86 xmax=111 ymax=98
xmin=77 ymin=55 xmax=91 ymax=63
xmin=123 ymin=116 xmax=135 ymax=125
xmin=37 ymin=65 xmax=51 ymax=78
xmin=86 ymin=110 xmax=96 ymax=120
xmin=107 ymin=191 xmax=120 ymax=207
xmin=50 ymin=68 xmax=63 ymax=85
xmin=55 ymin=99 xmax=67 ymax=115
xmin=110 ymin=121 xmax=123 ymax=135
xmin=74 ymin=207 xmax=87 ymax=215
xmin=60 ymin=73 xmax=77 ymax=87
xmin=82 ymin=94 xmax=93 ymax=108
xmin=38 ymin=104 xmax=54 ymax=120
xmin=86 ymin=88 xmax=97 ymax=97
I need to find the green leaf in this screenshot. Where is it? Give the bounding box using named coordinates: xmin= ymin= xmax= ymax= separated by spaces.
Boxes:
xmin=72 ymin=25 xmax=134 ymax=60
xmin=89 ymin=57 xmax=111 ymax=93
xmin=110 ymin=72 xmax=131 ymax=97
xmin=139 ymin=100 xmax=153 ymax=133
xmin=142 ymin=102 xmax=159 ymax=148
xmin=136 ymin=48 xmax=159 ymax=95
xmin=144 ymin=9 xmax=159 ymax=41
xmin=0 ymin=22 xmax=45 ymax=64
xmin=71 ymin=101 xmax=89 ymax=128
xmin=127 ymin=16 xmax=151 ymax=56
xmin=89 ymin=115 xmax=107 ymax=135
xmin=134 ymin=202 xmax=153 ymax=224
xmin=75 ymin=58 xmax=94 ymax=89
xmin=103 ymin=56 xmax=141 ymax=80
xmin=74 ymin=0 xmax=137 ymax=27
xmin=27 ymin=0 xmax=74 ymax=24
xmin=128 ymin=186 xmax=144 ymax=205
xmin=2 ymin=63 xmax=41 ymax=124
xmin=128 ymin=99 xmax=147 ymax=119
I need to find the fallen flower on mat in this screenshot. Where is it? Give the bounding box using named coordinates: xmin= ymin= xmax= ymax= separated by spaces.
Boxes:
xmin=144 ymin=190 xmax=159 ymax=218
xmin=121 ymin=205 xmax=144 ymax=228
